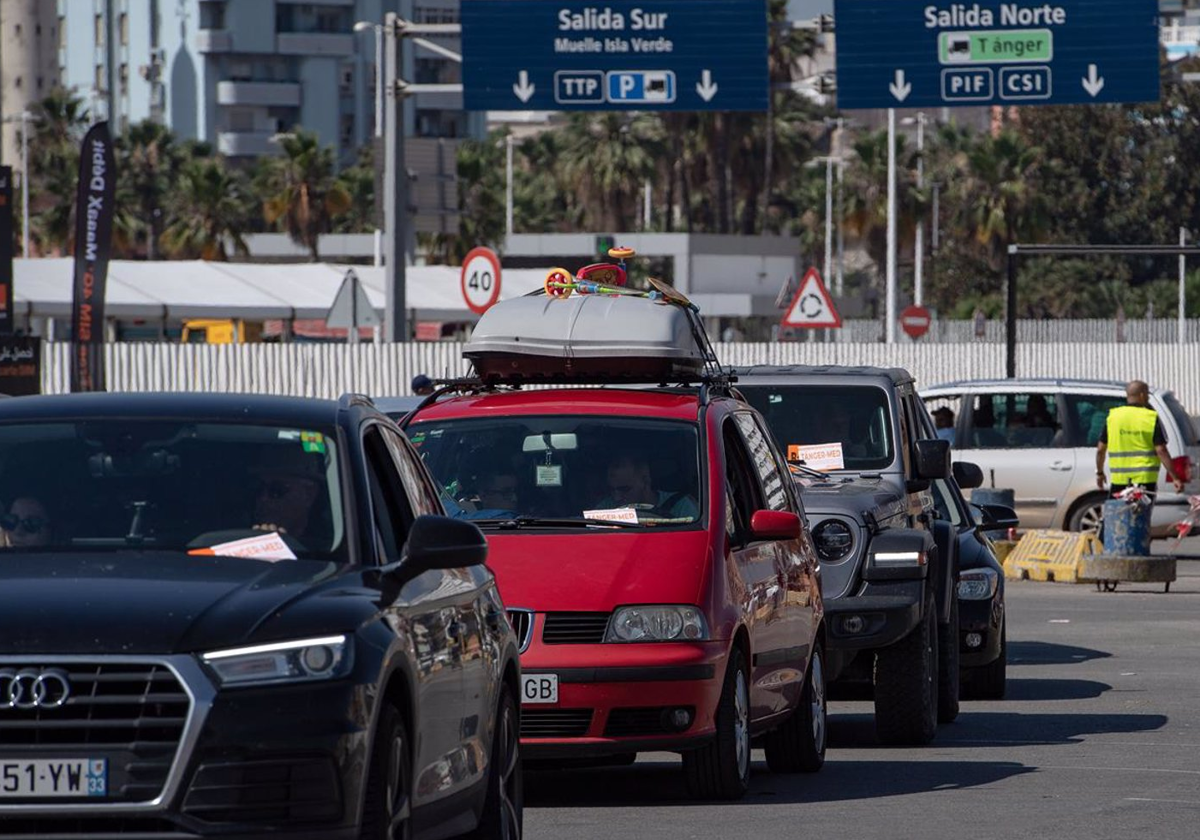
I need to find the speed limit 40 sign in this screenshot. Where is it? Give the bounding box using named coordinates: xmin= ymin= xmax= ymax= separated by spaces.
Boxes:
xmin=461 ymin=247 xmax=502 ymax=314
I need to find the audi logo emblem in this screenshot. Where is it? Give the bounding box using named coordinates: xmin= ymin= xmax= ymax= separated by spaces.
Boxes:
xmin=0 ymin=668 xmax=72 ymax=710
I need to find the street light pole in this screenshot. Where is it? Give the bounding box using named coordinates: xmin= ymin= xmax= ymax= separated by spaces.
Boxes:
xmin=20 ymin=110 xmax=30 ymax=258
xmin=383 ymin=12 xmax=408 ymax=342
xmin=886 ymin=107 xmax=897 ymax=344
xmin=374 ymin=23 xmax=383 ymax=269
xmin=914 ymin=112 xmax=926 ymax=307
xmin=506 ymin=133 xmax=514 ymax=238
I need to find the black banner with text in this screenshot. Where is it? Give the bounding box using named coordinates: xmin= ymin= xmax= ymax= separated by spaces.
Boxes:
xmin=0 ymin=336 xmax=40 ymax=396
xmin=0 ymin=165 xmax=13 ymax=335
xmin=70 ymin=123 xmax=115 ymax=392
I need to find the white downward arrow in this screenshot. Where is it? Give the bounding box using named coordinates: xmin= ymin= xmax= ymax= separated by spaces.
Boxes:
xmin=513 ymin=70 xmax=536 ymax=103
xmin=1082 ymin=64 xmax=1105 ymax=97
xmin=696 ymin=69 xmax=718 ymax=102
xmin=889 ymin=69 xmax=912 ymax=103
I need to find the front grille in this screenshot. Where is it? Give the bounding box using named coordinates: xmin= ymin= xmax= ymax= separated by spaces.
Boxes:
xmin=604 ymin=707 xmax=693 ymax=738
xmin=520 ymin=709 xmax=593 ymax=738
xmin=542 ymin=612 xmax=610 ymax=645
xmin=0 ymin=662 xmax=188 ymax=804
xmin=507 ymin=609 xmax=534 ymax=653
xmin=0 ymin=816 xmax=191 ymax=836
xmin=182 ymin=758 xmax=341 ymax=826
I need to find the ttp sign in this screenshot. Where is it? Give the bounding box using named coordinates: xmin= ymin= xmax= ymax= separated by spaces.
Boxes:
xmin=833 ymin=0 xmax=1160 ymax=110
xmin=462 ymin=0 xmax=768 ymax=111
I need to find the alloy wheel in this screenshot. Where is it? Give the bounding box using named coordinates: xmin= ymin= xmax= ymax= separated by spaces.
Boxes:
xmin=498 ymin=701 xmax=523 ymax=840
xmin=385 ymin=731 xmax=411 ymax=840
xmin=734 ymin=669 xmax=750 ymax=778
xmin=810 ymin=652 xmax=827 ymax=754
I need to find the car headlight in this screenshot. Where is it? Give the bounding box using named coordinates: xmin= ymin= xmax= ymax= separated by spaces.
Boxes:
xmin=813 ymin=519 xmax=855 ymax=562
xmin=201 ymin=635 xmax=352 ymax=688
xmin=958 ymin=568 xmax=999 ymax=601
xmin=604 ymin=606 xmax=709 ymax=643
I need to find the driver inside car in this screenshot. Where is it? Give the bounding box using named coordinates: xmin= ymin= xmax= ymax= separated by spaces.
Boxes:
xmin=597 ymin=455 xmax=698 ymax=520
xmin=251 ymin=447 xmax=325 ymax=540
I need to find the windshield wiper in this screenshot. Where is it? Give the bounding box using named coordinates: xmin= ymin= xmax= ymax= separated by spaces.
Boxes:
xmin=471 ymin=516 xmax=642 ymax=530
xmin=788 ymin=462 xmax=829 ymax=480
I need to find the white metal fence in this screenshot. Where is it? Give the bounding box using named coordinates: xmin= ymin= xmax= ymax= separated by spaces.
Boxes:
xmin=833 ymin=319 xmax=1200 ymax=343
xmin=35 ymin=341 xmax=1200 ymax=413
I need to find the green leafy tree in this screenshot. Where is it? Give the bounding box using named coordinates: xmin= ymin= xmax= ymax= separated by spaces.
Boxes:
xmin=559 ymin=113 xmax=665 ymax=231
xmin=160 ymin=159 xmax=251 ymax=261
xmin=114 ymin=120 xmax=180 ymax=259
xmin=26 ymin=88 xmax=90 ymax=255
xmin=259 ymin=130 xmax=352 ymax=260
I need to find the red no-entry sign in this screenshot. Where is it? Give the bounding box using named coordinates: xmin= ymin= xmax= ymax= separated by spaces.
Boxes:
xmin=900 ymin=305 xmax=932 ymax=339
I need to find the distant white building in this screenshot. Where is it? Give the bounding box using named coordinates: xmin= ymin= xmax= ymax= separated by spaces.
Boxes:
xmin=54 ymin=0 xmax=482 ymax=165
xmin=0 ymin=0 xmax=61 ymax=176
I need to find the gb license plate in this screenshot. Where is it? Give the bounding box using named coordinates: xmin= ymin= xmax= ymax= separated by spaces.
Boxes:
xmin=521 ymin=674 xmax=558 ymax=704
xmin=0 ymin=758 xmax=107 ymax=798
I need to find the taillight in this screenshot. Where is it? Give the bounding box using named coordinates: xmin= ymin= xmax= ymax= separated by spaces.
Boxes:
xmin=1172 ymin=455 xmax=1193 ymax=482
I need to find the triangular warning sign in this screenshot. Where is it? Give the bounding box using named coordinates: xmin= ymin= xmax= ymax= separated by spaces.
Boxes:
xmin=782 ymin=268 xmax=841 ymax=329
xmin=326 ymin=269 xmax=381 ymax=329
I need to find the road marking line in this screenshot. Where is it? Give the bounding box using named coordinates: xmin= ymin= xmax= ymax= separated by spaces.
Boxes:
xmin=1126 ymin=798 xmax=1200 ymax=805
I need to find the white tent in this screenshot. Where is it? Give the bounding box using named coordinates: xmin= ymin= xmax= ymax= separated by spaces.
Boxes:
xmin=11 ymin=259 xmax=552 ymax=324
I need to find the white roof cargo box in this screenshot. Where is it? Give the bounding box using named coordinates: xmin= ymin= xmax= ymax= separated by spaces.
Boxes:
xmin=464 ymin=293 xmax=709 ymax=383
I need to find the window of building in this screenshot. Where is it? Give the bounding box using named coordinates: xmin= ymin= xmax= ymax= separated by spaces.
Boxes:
xmin=94 ymin=14 xmax=105 ymax=45
xmin=199 ymin=1 xmax=226 ymax=31
xmin=119 ymin=63 xmax=129 ymax=95
xmin=95 ymin=64 xmax=105 ymax=90
xmin=14 ymin=24 xmax=22 ymax=37
xmin=119 ymin=13 xmax=128 ymax=45
xmin=339 ymin=64 xmax=354 ymax=94
xmin=13 ymin=76 xmax=22 ymax=90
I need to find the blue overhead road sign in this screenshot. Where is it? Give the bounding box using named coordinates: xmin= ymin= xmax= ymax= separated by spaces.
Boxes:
xmin=461 ymin=0 xmax=768 ymax=112
xmin=833 ymin=0 xmax=1160 ymax=110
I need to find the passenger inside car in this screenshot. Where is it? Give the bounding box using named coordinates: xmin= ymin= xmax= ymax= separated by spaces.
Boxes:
xmin=596 ymin=454 xmax=699 ymax=520
xmin=0 ymin=495 xmax=54 ymax=548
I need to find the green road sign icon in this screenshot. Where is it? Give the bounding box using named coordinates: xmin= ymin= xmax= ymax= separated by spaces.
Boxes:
xmin=939 ymin=29 xmax=1053 ymax=65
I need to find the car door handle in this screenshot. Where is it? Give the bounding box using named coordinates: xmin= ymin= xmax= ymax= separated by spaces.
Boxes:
xmin=1049 ymin=461 xmax=1072 ymax=471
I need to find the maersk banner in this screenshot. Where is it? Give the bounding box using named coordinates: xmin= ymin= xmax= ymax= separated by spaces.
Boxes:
xmin=462 ymin=0 xmax=769 ymax=111
xmin=70 ymin=122 xmax=116 ymax=393
xmin=833 ymin=0 xmax=1160 ymax=110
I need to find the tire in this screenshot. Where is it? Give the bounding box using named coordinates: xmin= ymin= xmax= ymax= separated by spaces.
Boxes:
xmin=360 ymin=703 xmax=412 ymax=840
xmin=465 ymin=687 xmax=523 ymax=840
xmin=764 ymin=642 xmax=827 ymax=774
xmin=1067 ymin=493 xmax=1107 ymax=534
xmin=937 ymin=592 xmax=960 ymax=724
xmin=971 ymin=620 xmax=1007 ymax=700
xmin=873 ymin=594 xmax=938 ymax=746
xmin=683 ymin=647 xmax=751 ymax=800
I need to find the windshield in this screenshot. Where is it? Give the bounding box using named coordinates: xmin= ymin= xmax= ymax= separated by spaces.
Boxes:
xmin=0 ymin=420 xmax=347 ymax=562
xmin=408 ymin=416 xmax=703 ymax=528
xmin=739 ymin=385 xmax=895 ymax=472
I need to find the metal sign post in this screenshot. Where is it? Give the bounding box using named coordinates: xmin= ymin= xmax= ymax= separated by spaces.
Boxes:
xmin=1005 ymin=244 xmax=1200 ymax=378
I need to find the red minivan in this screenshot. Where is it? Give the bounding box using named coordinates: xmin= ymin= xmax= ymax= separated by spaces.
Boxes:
xmin=403 ymin=377 xmax=826 ymax=799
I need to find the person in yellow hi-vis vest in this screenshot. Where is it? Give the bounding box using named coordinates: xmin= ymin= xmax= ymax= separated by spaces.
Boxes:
xmin=1095 ymin=380 xmax=1185 ymax=496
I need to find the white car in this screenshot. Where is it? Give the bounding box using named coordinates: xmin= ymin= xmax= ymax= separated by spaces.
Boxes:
xmin=922 ymin=379 xmax=1200 ymax=538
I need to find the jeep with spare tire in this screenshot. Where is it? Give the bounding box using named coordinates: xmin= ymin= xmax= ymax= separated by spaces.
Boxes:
xmin=734 ymin=365 xmax=962 ymax=745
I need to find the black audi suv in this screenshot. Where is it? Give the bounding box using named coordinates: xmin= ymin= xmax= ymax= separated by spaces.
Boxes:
xmin=0 ymin=392 xmax=522 ymax=839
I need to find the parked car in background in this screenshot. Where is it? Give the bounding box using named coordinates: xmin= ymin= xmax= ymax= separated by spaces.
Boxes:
xmin=0 ymin=393 xmax=522 ymax=840
xmin=734 ymin=366 xmax=962 ymax=745
xmin=923 ymin=379 xmax=1200 ymax=537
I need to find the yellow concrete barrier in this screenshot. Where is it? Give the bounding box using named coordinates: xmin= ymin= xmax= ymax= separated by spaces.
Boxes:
xmin=1002 ymin=529 xmax=1103 ymax=584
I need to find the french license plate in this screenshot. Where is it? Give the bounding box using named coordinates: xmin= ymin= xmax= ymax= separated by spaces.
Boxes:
xmin=0 ymin=758 xmax=107 ymax=798
xmin=521 ymin=674 xmax=558 ymax=704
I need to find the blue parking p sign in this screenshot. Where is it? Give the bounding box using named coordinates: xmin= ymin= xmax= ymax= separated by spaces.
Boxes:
xmin=462 ymin=0 xmax=768 ymax=112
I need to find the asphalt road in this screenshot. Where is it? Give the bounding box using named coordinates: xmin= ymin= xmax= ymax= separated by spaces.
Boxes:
xmin=525 ymin=564 xmax=1200 ymax=840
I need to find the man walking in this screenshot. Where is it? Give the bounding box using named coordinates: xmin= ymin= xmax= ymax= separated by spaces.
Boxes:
xmin=1096 ymin=380 xmax=1185 ymax=496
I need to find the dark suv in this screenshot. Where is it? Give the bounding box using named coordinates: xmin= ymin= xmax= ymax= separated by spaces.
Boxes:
xmin=735 ymin=366 xmax=965 ymax=745
xmin=0 ymin=393 xmax=522 ymax=840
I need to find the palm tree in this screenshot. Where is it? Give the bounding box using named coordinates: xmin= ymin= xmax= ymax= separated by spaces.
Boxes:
xmin=843 ymin=129 xmax=923 ymax=290
xmin=260 ymin=130 xmax=352 ymax=261
xmin=558 ymin=113 xmax=665 ymax=231
xmin=116 ymin=120 xmax=178 ymax=259
xmin=26 ymin=88 xmax=91 ymax=255
xmin=160 ymin=159 xmax=251 ymax=261
xmin=954 ymin=130 xmax=1047 ymax=268
xmin=332 ymin=144 xmax=377 ymax=234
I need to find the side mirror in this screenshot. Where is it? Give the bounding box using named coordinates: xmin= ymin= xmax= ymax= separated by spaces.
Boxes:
xmin=971 ymin=503 xmax=1020 ymax=531
xmin=750 ymin=510 xmax=802 ymax=541
xmin=953 ymin=461 xmax=984 ymax=490
xmin=914 ymin=439 xmax=951 ymax=481
xmin=401 ymin=515 xmax=488 ymax=573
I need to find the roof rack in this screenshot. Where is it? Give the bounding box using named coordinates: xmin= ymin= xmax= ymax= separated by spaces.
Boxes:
xmin=462 ymin=249 xmax=731 ymax=390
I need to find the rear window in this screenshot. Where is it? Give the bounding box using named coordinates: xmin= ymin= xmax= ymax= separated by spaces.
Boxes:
xmin=1159 ymin=393 xmax=1198 ymax=447
xmin=738 ymin=385 xmax=894 ymax=471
